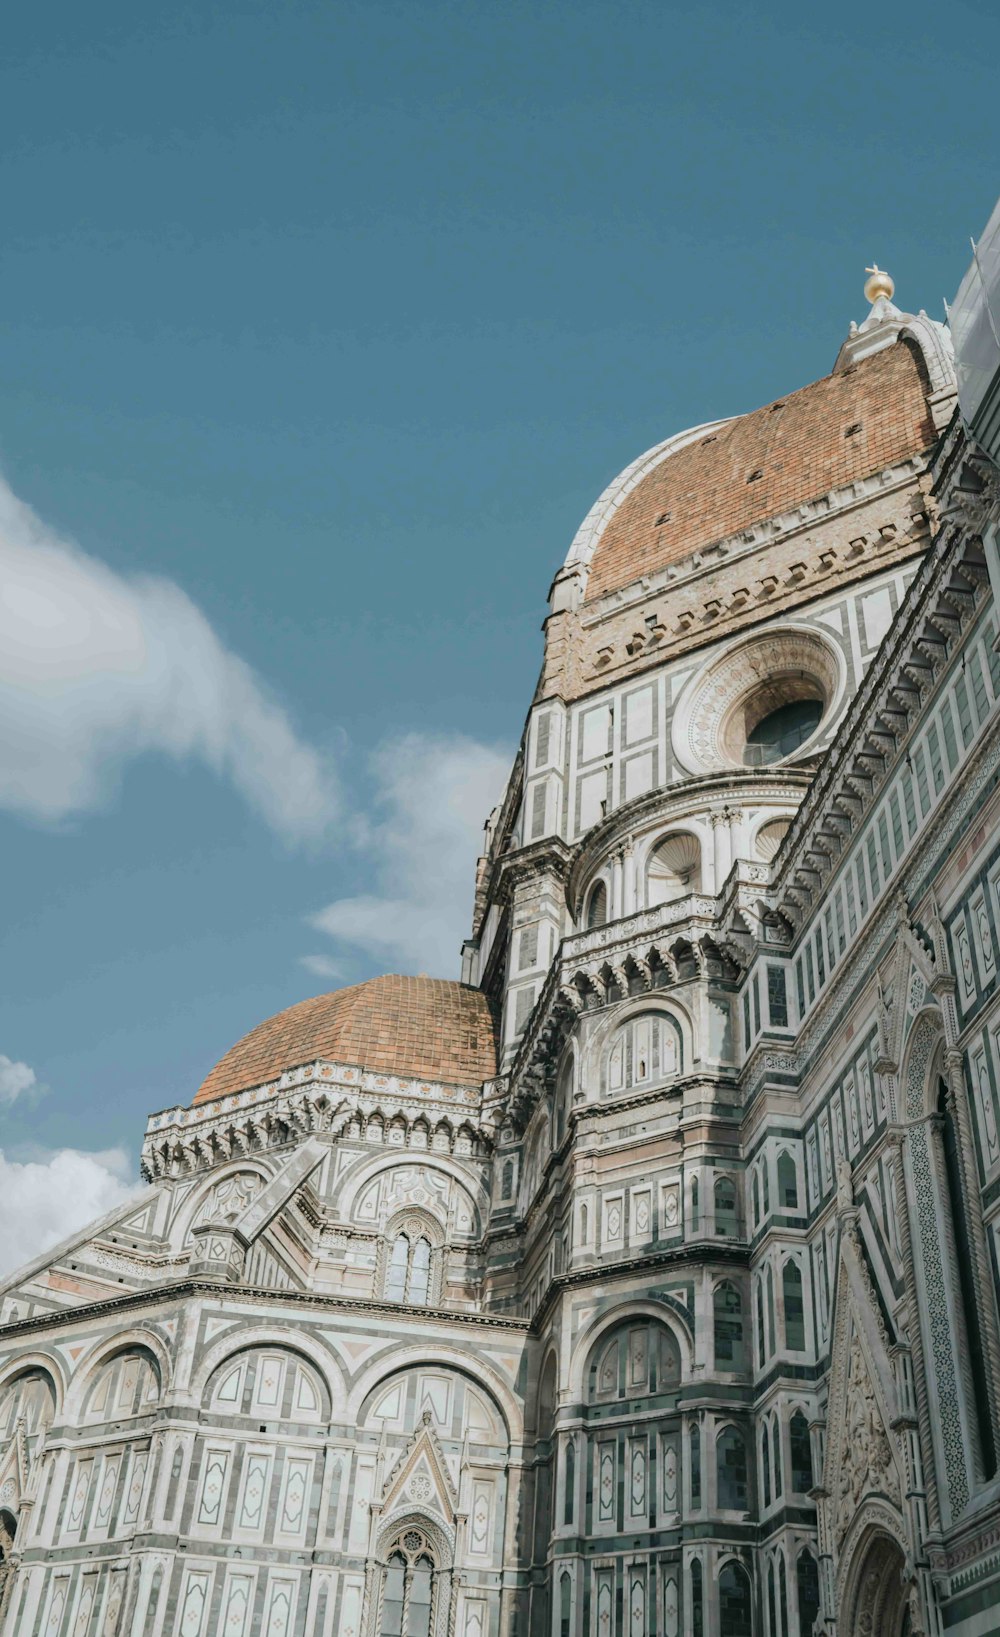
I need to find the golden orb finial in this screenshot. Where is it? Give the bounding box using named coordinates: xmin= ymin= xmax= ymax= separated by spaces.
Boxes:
xmin=864 ymin=263 xmax=895 ymax=304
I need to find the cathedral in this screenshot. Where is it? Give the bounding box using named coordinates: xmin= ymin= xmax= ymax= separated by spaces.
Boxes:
xmin=2 ymin=245 xmax=1000 ymax=1637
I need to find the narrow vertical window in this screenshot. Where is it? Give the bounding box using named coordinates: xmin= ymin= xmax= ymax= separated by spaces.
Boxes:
xmin=939 ymin=1078 xmax=997 ymax=1477
xmin=691 ymin=1561 xmax=703 ymax=1637
xmin=783 ymin=1260 xmax=805 ymax=1351
xmin=689 ymin=1424 xmax=701 ymax=1507
xmin=790 ymin=1411 xmax=813 ymax=1492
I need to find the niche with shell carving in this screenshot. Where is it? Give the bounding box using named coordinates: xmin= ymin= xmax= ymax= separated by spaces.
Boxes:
xmin=647 ymin=831 xmax=702 ymax=905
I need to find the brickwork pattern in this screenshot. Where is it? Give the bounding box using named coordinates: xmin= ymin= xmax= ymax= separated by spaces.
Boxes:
xmin=194 ymin=975 xmax=498 ymax=1104
xmin=584 ymin=339 xmax=936 ymax=603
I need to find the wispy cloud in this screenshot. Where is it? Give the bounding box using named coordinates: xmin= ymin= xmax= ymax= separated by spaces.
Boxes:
xmin=308 ymin=732 xmax=510 ymax=978
xmin=0 ymin=1055 xmax=41 ymax=1108
xmin=0 ymin=1145 xmax=142 ymax=1279
xmin=0 ymin=476 xmax=339 ymax=843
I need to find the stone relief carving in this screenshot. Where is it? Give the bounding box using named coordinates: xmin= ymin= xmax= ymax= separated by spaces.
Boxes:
xmin=835 ymin=1332 xmax=901 ymax=1548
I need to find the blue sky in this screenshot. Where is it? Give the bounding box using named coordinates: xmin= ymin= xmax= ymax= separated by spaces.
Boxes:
xmin=1 ymin=0 xmax=998 ymax=1266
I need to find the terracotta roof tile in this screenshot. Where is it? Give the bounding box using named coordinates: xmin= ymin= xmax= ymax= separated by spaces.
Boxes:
xmin=193 ymin=974 xmax=498 ymax=1106
xmin=584 ymin=340 xmax=936 ymax=603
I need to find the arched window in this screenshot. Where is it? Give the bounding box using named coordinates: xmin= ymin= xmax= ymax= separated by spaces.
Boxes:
xmin=762 ymin=1160 xmax=770 ymax=1216
xmin=647 ymin=831 xmax=701 ymax=905
xmin=761 ymin=1421 xmax=772 ymax=1508
xmin=771 ymin=1413 xmax=782 ymax=1498
xmin=383 ymin=1223 xmax=438 ymax=1307
xmin=756 ymin=1280 xmax=767 ymax=1368
xmin=782 ymin=1260 xmax=805 ymax=1351
xmin=778 ymin=1552 xmax=788 ymax=1635
xmin=378 ymin=1531 xmax=439 ymax=1637
xmin=714 ymin=1282 xmax=744 ymax=1371
xmin=714 ymin=1176 xmax=739 ymax=1237
xmin=751 ymin=1170 xmax=760 ymax=1228
xmin=796 ymin=1548 xmax=820 ymax=1636
xmin=790 ymin=1410 xmax=813 ymax=1492
xmin=605 ymin=1012 xmax=681 ymax=1094
xmin=691 ymin=1176 xmax=700 ymax=1232
xmin=766 ymin=1264 xmax=776 ymax=1355
xmin=719 ymin=1560 xmax=753 ymax=1637
xmin=690 ymin=1560 xmax=704 ymax=1637
xmin=689 ymin=1423 xmax=702 ymax=1507
xmin=501 ymin=1158 xmax=514 ymax=1199
xmin=563 ymin=1440 xmax=575 ymax=1526
xmin=777 ymin=1151 xmax=798 ymax=1210
xmin=767 ymin=1559 xmax=776 ymax=1637
xmin=938 ymin=1076 xmax=997 ymax=1477
xmin=716 ymin=1427 xmax=748 ymax=1511
xmin=559 ymin=1570 xmax=571 ymax=1637
xmin=586 ymin=881 xmax=608 ymax=929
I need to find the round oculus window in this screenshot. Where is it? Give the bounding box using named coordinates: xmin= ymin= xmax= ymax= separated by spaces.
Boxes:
xmin=670 ymin=628 xmax=842 ymax=776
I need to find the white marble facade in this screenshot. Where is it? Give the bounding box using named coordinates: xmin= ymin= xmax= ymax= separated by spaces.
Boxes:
xmin=3 ymin=287 xmax=1000 ymax=1637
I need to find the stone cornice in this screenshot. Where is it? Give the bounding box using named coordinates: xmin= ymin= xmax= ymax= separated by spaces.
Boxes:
xmin=564 ymin=770 xmax=810 ymax=913
xmin=772 ymin=494 xmax=992 ymax=925
xmin=0 ymin=1278 xmax=532 ymax=1348
xmin=142 ymin=1070 xmax=495 ymax=1183
xmin=579 ymin=453 xmax=930 ymax=628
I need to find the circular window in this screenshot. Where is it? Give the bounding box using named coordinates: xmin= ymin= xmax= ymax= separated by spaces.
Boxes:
xmin=671 ymin=629 xmax=842 ymax=776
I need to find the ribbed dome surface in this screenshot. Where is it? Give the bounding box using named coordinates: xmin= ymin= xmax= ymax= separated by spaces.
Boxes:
xmin=583 ymin=339 xmax=936 ymax=602
xmin=194 ymin=974 xmax=498 ymax=1105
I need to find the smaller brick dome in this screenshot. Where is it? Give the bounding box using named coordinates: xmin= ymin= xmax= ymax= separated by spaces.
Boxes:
xmin=193 ymin=974 xmax=498 ymax=1105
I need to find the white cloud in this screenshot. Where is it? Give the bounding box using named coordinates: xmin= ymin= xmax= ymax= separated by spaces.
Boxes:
xmin=0 ymin=476 xmax=338 ymax=842
xmin=0 ymin=1054 xmax=40 ymax=1108
xmin=309 ymin=732 xmax=510 ymax=977
xmin=0 ymin=1145 xmax=142 ymax=1279
xmin=299 ymin=953 xmax=353 ymax=982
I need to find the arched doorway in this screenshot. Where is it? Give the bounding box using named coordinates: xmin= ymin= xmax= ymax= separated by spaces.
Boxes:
xmin=844 ymin=1529 xmax=911 ymax=1636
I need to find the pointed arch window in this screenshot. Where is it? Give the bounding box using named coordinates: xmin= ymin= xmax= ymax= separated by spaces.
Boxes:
xmin=689 ymin=1421 xmax=702 ymax=1507
xmin=777 ymin=1150 xmax=798 ymax=1210
xmin=690 ymin=1560 xmax=704 ymax=1637
xmin=716 ymin=1426 xmax=748 ymax=1511
xmin=719 ymin=1560 xmax=753 ymax=1636
xmin=938 ymin=1076 xmax=997 ymax=1478
xmin=382 ymin=1220 xmax=440 ymax=1307
xmin=761 ymin=1422 xmax=772 ymax=1508
xmin=782 ymin=1260 xmax=805 ymax=1351
xmin=714 ymin=1176 xmax=739 ymax=1236
xmin=714 ymin=1282 xmax=744 ymax=1370
xmin=796 ymin=1548 xmax=820 ymax=1636
xmin=378 ymin=1530 xmax=440 ymax=1637
xmin=790 ymin=1410 xmax=813 ymax=1493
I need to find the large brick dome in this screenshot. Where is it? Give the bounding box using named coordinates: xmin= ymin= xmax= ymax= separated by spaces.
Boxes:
xmin=577 ymin=338 xmax=937 ymax=603
xmin=193 ymin=973 xmax=498 ymax=1105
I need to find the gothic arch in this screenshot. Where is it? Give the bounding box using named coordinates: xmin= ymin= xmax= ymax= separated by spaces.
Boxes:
xmin=567 ymin=1298 xmax=692 ymax=1400
xmin=838 ymin=1514 xmax=911 ymax=1637
xmin=188 ymin=1324 xmax=346 ymax=1416
xmin=900 ymin=1009 xmax=981 ymax=1517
